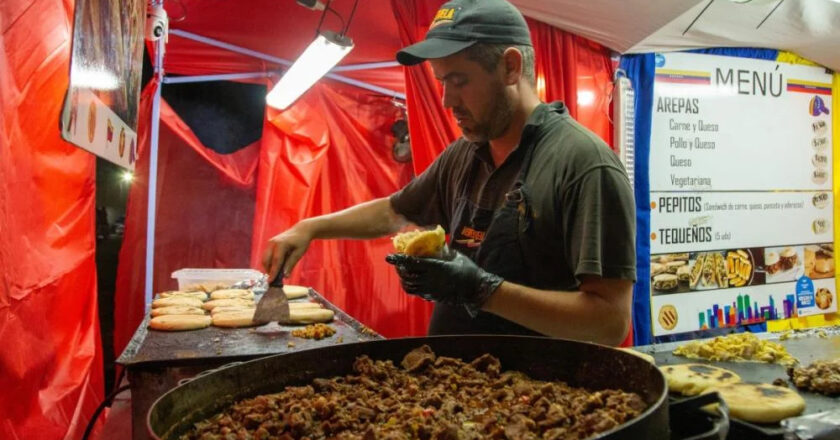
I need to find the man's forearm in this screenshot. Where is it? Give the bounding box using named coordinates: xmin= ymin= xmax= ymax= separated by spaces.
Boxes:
xmin=482 ymin=281 xmax=631 ymax=345
xmin=303 ymin=197 xmax=407 ymax=240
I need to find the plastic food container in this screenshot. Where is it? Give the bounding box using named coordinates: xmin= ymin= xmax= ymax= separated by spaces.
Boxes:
xmin=171 ymin=268 xmax=264 ymax=290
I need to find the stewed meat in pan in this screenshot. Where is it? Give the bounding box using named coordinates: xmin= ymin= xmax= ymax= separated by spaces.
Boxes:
xmin=182 ymin=346 xmax=646 ymax=440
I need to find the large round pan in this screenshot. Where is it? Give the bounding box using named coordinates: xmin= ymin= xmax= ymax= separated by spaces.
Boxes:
xmin=148 ymin=335 xmax=669 ymax=440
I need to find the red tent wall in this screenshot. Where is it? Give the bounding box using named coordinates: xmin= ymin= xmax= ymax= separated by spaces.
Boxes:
xmin=529 ymin=19 xmax=615 ymax=148
xmin=113 ymin=0 xmax=421 ymax=344
xmin=114 ymin=82 xmax=259 ymax=354
xmin=1 ymin=0 xmax=103 ymax=438
xmin=157 ymin=0 xmax=406 ymax=95
xmin=113 ymin=79 xmax=418 ymax=351
xmin=249 ymin=81 xmax=426 ymax=337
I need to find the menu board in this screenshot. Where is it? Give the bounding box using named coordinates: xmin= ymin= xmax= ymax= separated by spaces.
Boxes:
xmin=648 ymin=52 xmax=835 ymax=337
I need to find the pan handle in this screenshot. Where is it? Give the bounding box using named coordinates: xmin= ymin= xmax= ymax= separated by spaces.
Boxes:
xmin=177 ymin=361 xmax=245 ymax=387
xmin=671 ymin=392 xmax=730 ymax=440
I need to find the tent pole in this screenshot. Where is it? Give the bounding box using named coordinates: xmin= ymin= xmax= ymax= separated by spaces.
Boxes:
xmin=331 ymin=61 xmax=400 ymax=72
xmin=163 ymin=72 xmax=277 ymax=84
xmin=145 ymin=4 xmax=165 ymax=312
xmin=323 ymin=74 xmax=403 ymax=98
xmin=169 ymin=29 xmax=292 ymax=67
xmin=169 ymin=29 xmax=405 ymax=99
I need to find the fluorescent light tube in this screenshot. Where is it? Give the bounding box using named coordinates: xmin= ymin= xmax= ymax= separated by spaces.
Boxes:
xmin=266 ymin=31 xmax=353 ymax=110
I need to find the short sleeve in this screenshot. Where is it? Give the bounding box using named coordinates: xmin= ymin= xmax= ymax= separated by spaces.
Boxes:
xmin=562 ymin=165 xmax=636 ymax=282
xmin=390 ymin=152 xmax=450 ymax=228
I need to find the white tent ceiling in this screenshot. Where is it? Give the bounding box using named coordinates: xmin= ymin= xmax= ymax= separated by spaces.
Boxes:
xmin=513 ymin=0 xmax=840 ymax=71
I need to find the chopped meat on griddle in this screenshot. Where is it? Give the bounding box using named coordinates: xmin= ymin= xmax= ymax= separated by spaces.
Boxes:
xmin=291 ymin=323 xmax=336 ymax=340
xmin=182 ymin=345 xmax=647 ymax=440
xmin=788 ymin=358 xmax=840 ymax=395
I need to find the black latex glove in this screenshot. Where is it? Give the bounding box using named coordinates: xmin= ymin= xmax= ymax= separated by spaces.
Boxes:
xmin=385 ymin=250 xmax=504 ymax=317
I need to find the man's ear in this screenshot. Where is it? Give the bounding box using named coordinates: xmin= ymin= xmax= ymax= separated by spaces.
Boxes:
xmin=501 ymin=47 xmax=523 ymax=86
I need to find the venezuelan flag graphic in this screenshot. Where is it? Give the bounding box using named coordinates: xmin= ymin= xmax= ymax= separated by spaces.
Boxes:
xmin=655 ymin=69 xmax=711 ymax=85
xmin=787 ymin=78 xmax=832 ymax=96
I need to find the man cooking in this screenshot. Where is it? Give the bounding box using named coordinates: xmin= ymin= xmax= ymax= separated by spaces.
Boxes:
xmin=262 ymin=0 xmax=636 ymax=346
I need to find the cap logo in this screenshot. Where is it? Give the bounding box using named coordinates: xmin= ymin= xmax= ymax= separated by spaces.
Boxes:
xmin=430 ymin=7 xmax=458 ymax=29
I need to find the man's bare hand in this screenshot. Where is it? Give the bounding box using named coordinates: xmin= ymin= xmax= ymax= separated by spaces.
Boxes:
xmin=262 ymin=224 xmax=314 ymax=281
xmin=260 ymin=198 xmax=404 ymax=280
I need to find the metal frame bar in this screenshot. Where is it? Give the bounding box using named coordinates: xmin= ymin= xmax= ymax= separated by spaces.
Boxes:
xmin=169 ymin=29 xmax=292 ymax=67
xmin=169 ymin=29 xmax=405 ymax=98
xmin=145 ymin=3 xmax=165 ymax=312
xmin=682 ymin=0 xmax=714 ymax=36
xmin=756 ymin=0 xmax=784 ymax=30
xmin=331 ymin=61 xmax=400 ymax=72
xmin=162 ymin=71 xmax=277 ymax=84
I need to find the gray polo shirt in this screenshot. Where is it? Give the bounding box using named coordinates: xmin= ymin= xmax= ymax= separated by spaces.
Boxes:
xmin=391 ymin=102 xmax=636 ymax=292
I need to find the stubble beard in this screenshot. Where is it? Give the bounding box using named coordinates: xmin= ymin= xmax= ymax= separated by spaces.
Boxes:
xmin=461 ymin=82 xmax=514 ymax=143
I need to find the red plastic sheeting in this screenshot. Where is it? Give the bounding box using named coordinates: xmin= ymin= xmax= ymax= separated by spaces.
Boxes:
xmin=529 ymin=19 xmax=615 ymax=149
xmin=114 ymin=78 xmax=421 ymax=349
xmin=250 ymin=82 xmax=427 ymax=337
xmin=113 ymin=82 xmax=259 ymax=354
xmin=157 ymin=0 xmax=405 ymax=95
xmin=0 ymin=0 xmax=104 ymax=438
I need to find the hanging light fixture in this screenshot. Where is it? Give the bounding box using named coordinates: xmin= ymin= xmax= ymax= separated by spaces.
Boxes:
xmin=266 ymin=0 xmax=358 ymax=110
xmin=266 ymin=31 xmax=353 ymax=109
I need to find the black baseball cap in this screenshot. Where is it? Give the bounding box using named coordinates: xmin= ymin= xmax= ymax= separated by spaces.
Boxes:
xmin=396 ymin=0 xmax=532 ymax=66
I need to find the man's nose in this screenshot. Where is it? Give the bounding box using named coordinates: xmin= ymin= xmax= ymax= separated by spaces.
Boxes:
xmin=441 ymin=84 xmax=458 ymax=109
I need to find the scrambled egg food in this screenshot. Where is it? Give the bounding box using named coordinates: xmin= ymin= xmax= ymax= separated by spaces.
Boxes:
xmin=673 ymin=333 xmax=798 ymax=366
xmin=392 ymin=225 xmax=446 ymax=257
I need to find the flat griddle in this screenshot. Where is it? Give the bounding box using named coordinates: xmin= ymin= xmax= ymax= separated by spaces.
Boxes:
xmin=635 ymin=329 xmax=840 ymax=439
xmin=117 ymin=288 xmax=382 ymax=440
xmin=117 ymin=288 xmax=382 ymax=367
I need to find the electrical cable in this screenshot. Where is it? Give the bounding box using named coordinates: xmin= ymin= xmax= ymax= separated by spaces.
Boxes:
xmin=342 ymin=0 xmax=360 ymax=36
xmin=326 ymin=6 xmax=346 ymax=33
xmin=315 ymin=0 xmax=333 ymax=37
xmin=80 ymin=367 xmax=129 ymax=440
xmin=682 ymin=0 xmax=714 ymax=36
xmin=756 ymin=0 xmax=784 ymax=29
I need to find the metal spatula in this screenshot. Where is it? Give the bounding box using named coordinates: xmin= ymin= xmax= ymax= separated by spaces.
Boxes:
xmin=253 ymin=274 xmax=290 ymax=325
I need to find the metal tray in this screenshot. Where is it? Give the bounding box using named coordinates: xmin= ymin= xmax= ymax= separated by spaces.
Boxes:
xmin=638 ymin=331 xmax=840 ymax=439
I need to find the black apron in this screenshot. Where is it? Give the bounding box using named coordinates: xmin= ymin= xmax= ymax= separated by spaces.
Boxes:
xmin=428 ymin=127 xmax=542 ymax=336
